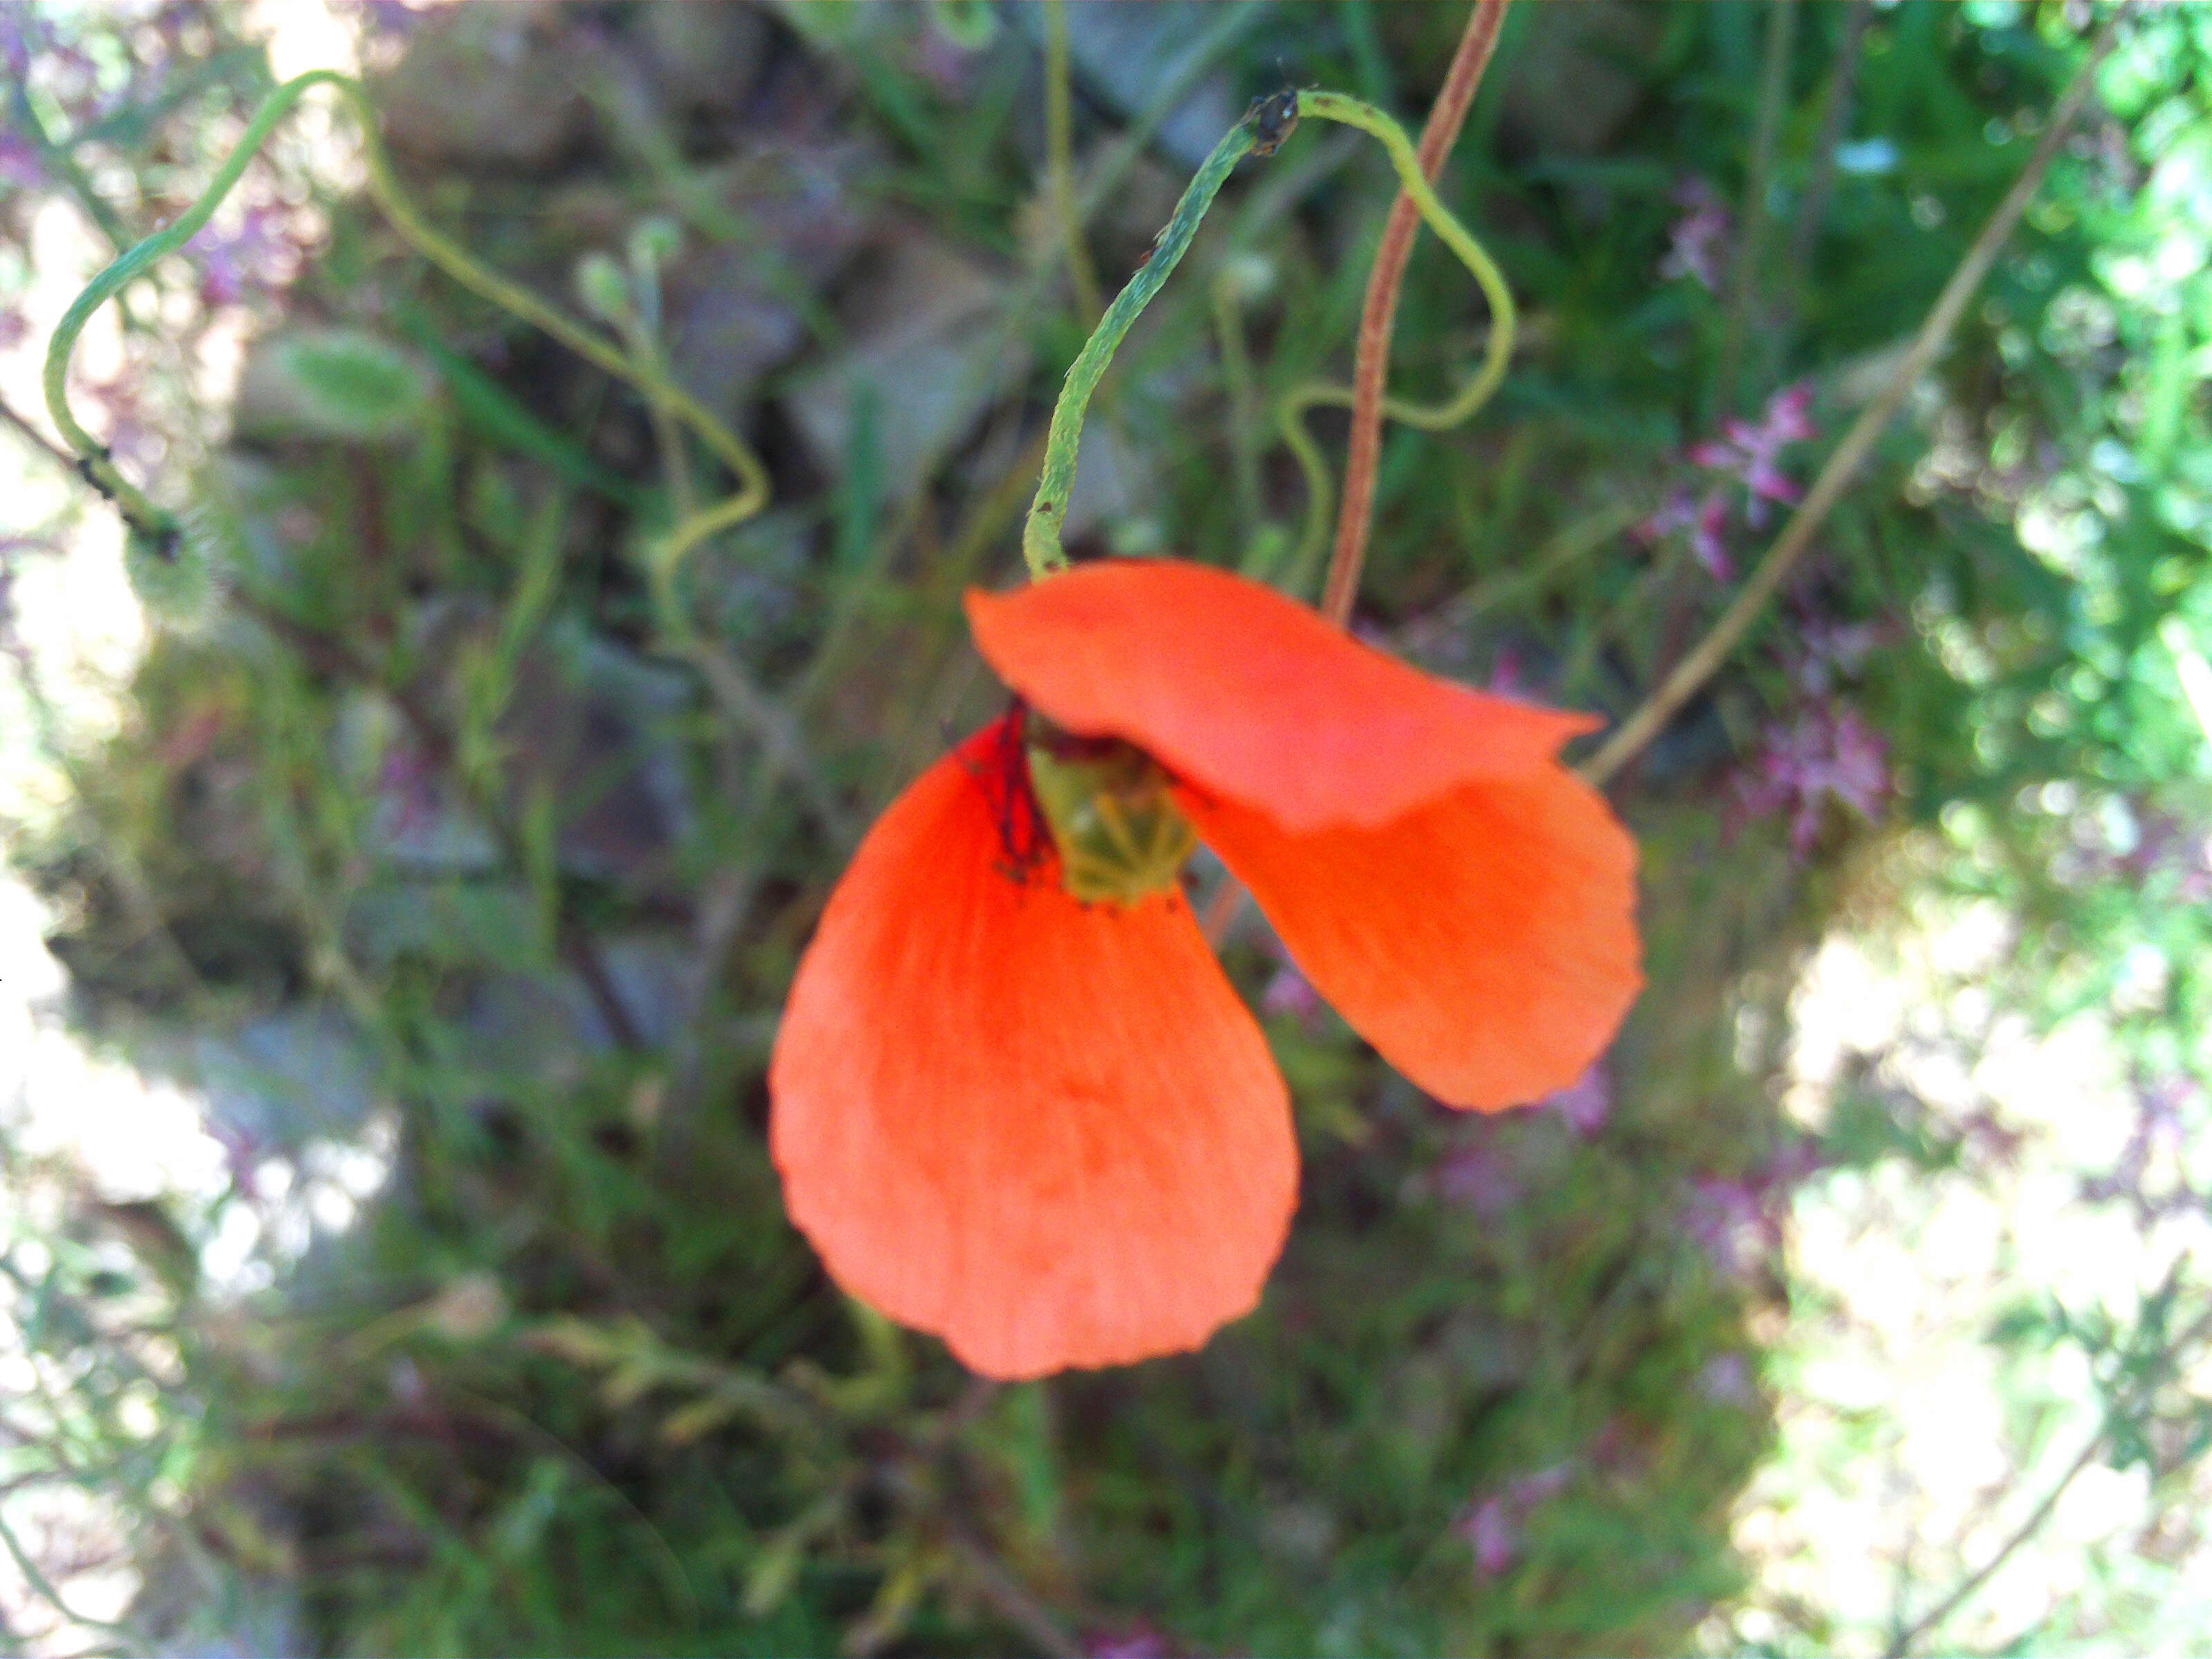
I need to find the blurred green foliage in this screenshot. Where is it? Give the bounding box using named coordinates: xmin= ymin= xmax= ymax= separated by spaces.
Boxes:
xmin=2 ymin=2 xmax=2206 ymax=1655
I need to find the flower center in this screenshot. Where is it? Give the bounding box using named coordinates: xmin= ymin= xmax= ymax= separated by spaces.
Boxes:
xmin=1024 ymin=723 xmax=1196 ymax=906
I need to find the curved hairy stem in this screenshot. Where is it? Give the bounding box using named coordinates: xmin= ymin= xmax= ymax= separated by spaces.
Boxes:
xmin=1022 ymin=113 xmax=1262 ymax=577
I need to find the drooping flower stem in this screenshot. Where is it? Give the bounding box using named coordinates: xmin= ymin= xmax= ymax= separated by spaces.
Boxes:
xmin=1021 ymin=117 xmax=1261 ymax=579
xmin=44 ymin=71 xmax=768 ymax=561
xmin=1022 ymin=88 xmax=1517 ymax=585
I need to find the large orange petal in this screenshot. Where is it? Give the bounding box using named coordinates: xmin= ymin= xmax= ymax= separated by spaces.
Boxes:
xmin=769 ymin=719 xmax=1298 ymax=1380
xmin=966 ymin=561 xmax=1595 ymax=832
xmin=1180 ymin=763 xmax=1642 ymax=1111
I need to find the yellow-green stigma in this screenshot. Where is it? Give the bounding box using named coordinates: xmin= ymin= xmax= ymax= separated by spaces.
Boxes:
xmin=1024 ymin=727 xmax=1197 ymax=906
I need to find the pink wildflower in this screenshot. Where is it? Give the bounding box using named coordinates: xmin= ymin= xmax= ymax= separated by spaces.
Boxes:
xmin=1259 ymin=959 xmax=1325 ymax=1027
xmin=0 ymin=132 xmax=41 ymax=189
xmin=1731 ymin=702 xmax=1888 ymax=857
xmin=1539 ymin=1061 xmax=1611 ymax=1138
xmin=1691 ymin=382 xmax=1817 ymax=527
xmin=1459 ymin=1464 xmax=1573 ymax=1580
xmin=1641 ymin=486 xmax=1734 ymax=581
xmin=186 ymin=207 xmax=299 ymax=308
xmin=1658 ymin=178 xmax=1730 ymax=292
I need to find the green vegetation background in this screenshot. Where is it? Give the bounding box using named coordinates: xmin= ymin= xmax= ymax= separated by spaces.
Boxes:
xmin=2 ymin=2 xmax=2209 ymax=1655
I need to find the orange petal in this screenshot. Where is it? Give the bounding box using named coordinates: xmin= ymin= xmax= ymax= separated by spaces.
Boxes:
xmin=1180 ymin=764 xmax=1642 ymax=1111
xmin=769 ymin=719 xmax=1298 ymax=1380
xmin=966 ymin=561 xmax=1595 ymax=832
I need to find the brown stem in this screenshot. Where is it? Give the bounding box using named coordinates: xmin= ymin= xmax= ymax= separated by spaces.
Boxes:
xmin=1320 ymin=0 xmax=1511 ymax=629
xmin=1577 ymin=13 xmax=2122 ymax=789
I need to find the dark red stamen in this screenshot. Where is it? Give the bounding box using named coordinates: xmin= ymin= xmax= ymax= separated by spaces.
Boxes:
xmin=960 ymin=700 xmax=1055 ymax=884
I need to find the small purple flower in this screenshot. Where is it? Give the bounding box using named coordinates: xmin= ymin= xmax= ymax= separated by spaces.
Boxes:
xmin=1087 ymin=1627 xmax=1172 ymax=1659
xmin=1539 ymin=1062 xmax=1611 ymax=1138
xmin=0 ymin=304 xmax=29 ymax=352
xmin=2081 ymin=1074 xmax=2204 ymax=1224
xmin=1640 ymin=487 xmax=1734 ymax=581
xmin=1792 ymin=617 xmax=1887 ymax=695
xmin=1690 ymin=383 xmax=1817 ymax=527
xmin=375 ymin=740 xmax=443 ymax=841
xmin=1485 ymin=646 xmax=1526 ymax=698
xmin=0 ymin=131 xmax=42 ymax=189
xmin=1659 ymin=178 xmax=1730 ymax=292
xmin=1730 ymin=702 xmax=1888 ymax=858
xmin=1683 ymin=1141 xmax=1823 ymax=1282
xmin=1434 ymin=1138 xmax=1521 ymax=1218
xmin=0 ymin=10 xmax=44 ymax=82
xmin=1459 ymin=1463 xmax=1573 ymax=1580
xmin=1259 ymin=960 xmax=1324 ymax=1027
xmin=1698 ymin=1352 xmax=1756 ymax=1406
xmin=358 ymin=0 xmax=430 ymax=37
xmin=1683 ymin=1177 xmax=1770 ymax=1281
xmin=1461 ymin=1495 xmax=1517 ymax=1579
xmin=186 ymin=207 xmax=297 ymax=308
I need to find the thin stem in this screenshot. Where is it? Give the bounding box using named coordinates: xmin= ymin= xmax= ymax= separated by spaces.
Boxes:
xmin=0 ymin=391 xmax=79 ymax=475
xmin=1273 ymin=86 xmax=1518 ymax=603
xmin=1882 ymin=1432 xmax=2103 ymax=1658
xmin=1044 ymin=0 xmax=1105 ymax=324
xmin=944 ymin=1524 xmax=1082 ymax=1659
xmin=1022 ymin=118 xmax=1259 ymax=578
xmin=1322 ymin=0 xmax=1512 ymax=628
xmin=1883 ymin=1297 xmax=2212 ymax=1657
xmin=1211 ymin=268 xmax=1265 ymax=537
xmin=43 ymin=71 xmax=769 ymax=556
xmin=1715 ymin=0 xmax=1799 ymax=413
xmin=1578 ymin=14 xmax=2123 ymax=788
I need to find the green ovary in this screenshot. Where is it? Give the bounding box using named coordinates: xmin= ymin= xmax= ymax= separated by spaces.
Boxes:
xmin=1024 ymin=735 xmax=1197 ymax=906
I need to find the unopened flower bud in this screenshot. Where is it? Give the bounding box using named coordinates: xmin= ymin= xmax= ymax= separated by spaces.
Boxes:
xmin=575 ymin=252 xmax=632 ymax=322
xmin=627 ymin=216 xmax=683 ymax=275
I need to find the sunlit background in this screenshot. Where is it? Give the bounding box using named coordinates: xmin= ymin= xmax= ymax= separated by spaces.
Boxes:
xmin=3 ymin=3 xmax=2210 ymax=1654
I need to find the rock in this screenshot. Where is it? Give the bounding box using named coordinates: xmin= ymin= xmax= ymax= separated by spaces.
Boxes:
xmin=780 ymin=231 xmax=1023 ymax=502
xmin=1497 ymin=1 xmax=1661 ymax=158
xmin=371 ymin=3 xmax=590 ymax=170
xmin=634 ymin=1 xmax=771 ymax=116
xmin=660 ymin=142 xmax=874 ymax=414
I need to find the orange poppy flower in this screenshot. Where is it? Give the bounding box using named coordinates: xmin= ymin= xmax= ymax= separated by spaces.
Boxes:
xmin=769 ymin=560 xmax=1641 ymax=1380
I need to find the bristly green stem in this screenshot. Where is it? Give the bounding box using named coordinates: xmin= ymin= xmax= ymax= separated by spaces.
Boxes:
xmin=44 ymin=70 xmax=769 ymax=559
xmin=1022 ymin=115 xmax=1259 ymax=578
xmin=1019 ymin=88 xmax=1514 ymax=590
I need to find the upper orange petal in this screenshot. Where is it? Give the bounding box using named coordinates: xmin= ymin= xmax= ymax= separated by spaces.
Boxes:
xmin=768 ymin=718 xmax=1299 ymax=1380
xmin=966 ymin=561 xmax=1595 ymax=832
xmin=1179 ymin=762 xmax=1642 ymax=1111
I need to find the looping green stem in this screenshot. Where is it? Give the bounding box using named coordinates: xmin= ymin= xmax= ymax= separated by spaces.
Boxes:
xmin=43 ymin=70 xmax=769 ymax=560
xmin=1271 ymin=89 xmax=1519 ymax=594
